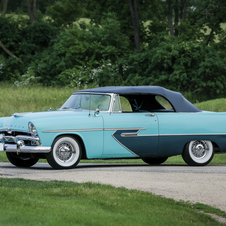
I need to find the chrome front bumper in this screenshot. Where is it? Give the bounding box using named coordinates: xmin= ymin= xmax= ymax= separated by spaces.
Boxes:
xmin=0 ymin=133 xmax=51 ymax=153
xmin=0 ymin=143 xmax=51 ymax=153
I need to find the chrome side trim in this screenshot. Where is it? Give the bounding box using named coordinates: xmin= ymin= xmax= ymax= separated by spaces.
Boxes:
xmin=2 ymin=144 xmax=51 ymax=153
xmin=42 ymin=127 xmax=226 ymax=137
xmin=104 ymin=127 xmax=146 ymax=131
xmin=121 ymin=133 xmax=158 ymax=137
xmin=120 ymin=128 xmax=148 ymax=137
xmin=159 ymin=133 xmax=226 ymax=136
xmin=43 ymin=127 xmax=146 ymax=133
xmin=121 ymin=132 xmax=139 ymax=137
xmin=43 ymin=128 xmax=103 ymax=133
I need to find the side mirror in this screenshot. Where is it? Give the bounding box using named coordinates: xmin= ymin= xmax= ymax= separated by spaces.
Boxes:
xmin=94 ymin=108 xmax=100 ymax=117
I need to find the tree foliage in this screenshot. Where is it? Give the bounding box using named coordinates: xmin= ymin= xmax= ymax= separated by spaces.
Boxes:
xmin=96 ymin=36 xmax=226 ymax=100
xmin=0 ymin=0 xmax=226 ymax=101
xmin=0 ymin=16 xmax=58 ymax=81
xmin=27 ymin=12 xmax=130 ymax=85
xmin=46 ymin=0 xmax=85 ymax=27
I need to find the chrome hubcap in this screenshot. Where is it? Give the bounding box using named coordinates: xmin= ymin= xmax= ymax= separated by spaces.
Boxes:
xmin=191 ymin=141 xmax=208 ymax=158
xmin=56 ymin=142 xmax=75 ymax=162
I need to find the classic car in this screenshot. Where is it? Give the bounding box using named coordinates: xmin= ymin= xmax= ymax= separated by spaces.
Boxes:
xmin=0 ymin=86 xmax=224 ymax=169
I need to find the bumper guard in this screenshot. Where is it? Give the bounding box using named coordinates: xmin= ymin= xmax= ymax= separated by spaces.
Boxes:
xmin=0 ymin=134 xmax=51 ymax=153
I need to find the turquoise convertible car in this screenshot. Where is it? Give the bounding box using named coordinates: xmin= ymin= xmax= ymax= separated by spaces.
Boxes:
xmin=0 ymin=86 xmax=224 ymax=169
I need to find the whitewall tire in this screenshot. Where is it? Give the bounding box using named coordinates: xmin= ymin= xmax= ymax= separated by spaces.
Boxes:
xmin=182 ymin=140 xmax=214 ymax=166
xmin=46 ymin=136 xmax=82 ymax=169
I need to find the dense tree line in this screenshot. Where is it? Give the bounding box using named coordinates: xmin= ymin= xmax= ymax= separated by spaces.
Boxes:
xmin=0 ymin=0 xmax=226 ymax=101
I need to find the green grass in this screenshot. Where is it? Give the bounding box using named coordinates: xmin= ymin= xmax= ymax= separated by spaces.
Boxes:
xmin=0 ymin=178 xmax=224 ymax=226
xmin=195 ymin=99 xmax=226 ymax=112
xmin=0 ymin=83 xmax=75 ymax=117
xmin=1 ymin=83 xmax=226 ymax=118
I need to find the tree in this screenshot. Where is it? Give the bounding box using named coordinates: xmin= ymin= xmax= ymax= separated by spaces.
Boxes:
xmin=0 ymin=0 xmax=8 ymax=16
xmin=86 ymin=0 xmax=162 ymax=50
xmin=0 ymin=40 xmax=23 ymax=63
xmin=166 ymin=0 xmax=187 ymax=37
xmin=46 ymin=0 xmax=85 ymax=27
xmin=128 ymin=0 xmax=140 ymax=50
xmin=27 ymin=0 xmax=39 ymax=24
xmin=165 ymin=0 xmax=226 ymax=45
xmin=189 ymin=0 xmax=226 ymax=45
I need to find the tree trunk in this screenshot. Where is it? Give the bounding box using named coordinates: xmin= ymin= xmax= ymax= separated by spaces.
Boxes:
xmin=1 ymin=0 xmax=8 ymax=16
xmin=128 ymin=0 xmax=140 ymax=51
xmin=167 ymin=0 xmax=174 ymax=36
xmin=27 ymin=0 xmax=34 ymax=23
xmin=27 ymin=0 xmax=39 ymax=24
xmin=180 ymin=0 xmax=186 ymax=20
xmin=33 ymin=0 xmax=37 ymax=22
xmin=174 ymin=0 xmax=179 ymax=36
xmin=0 ymin=40 xmax=23 ymax=64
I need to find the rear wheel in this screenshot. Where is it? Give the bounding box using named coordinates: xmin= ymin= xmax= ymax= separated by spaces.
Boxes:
xmin=6 ymin=152 xmax=39 ymax=167
xmin=142 ymin=157 xmax=168 ymax=165
xmin=182 ymin=140 xmax=214 ymax=166
xmin=46 ymin=136 xmax=82 ymax=169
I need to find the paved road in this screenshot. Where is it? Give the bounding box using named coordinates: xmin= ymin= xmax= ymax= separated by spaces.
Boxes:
xmin=0 ymin=162 xmax=226 ymax=212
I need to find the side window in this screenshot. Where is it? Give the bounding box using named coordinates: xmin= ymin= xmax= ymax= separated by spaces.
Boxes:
xmin=113 ymin=95 xmax=121 ymax=112
xmin=155 ymin=96 xmax=173 ymax=110
xmin=92 ymin=95 xmax=111 ymax=111
xmin=120 ymin=96 xmax=132 ymax=112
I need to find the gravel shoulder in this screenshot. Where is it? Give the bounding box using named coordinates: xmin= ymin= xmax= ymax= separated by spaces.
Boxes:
xmin=0 ymin=163 xmax=226 ymax=216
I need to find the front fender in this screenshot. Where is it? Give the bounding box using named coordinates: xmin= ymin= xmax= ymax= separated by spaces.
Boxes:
xmin=30 ymin=114 xmax=104 ymax=158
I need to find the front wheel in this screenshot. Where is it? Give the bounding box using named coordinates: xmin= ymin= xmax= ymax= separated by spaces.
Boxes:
xmin=142 ymin=157 xmax=168 ymax=165
xmin=46 ymin=136 xmax=82 ymax=169
xmin=6 ymin=152 xmax=39 ymax=167
xmin=182 ymin=140 xmax=214 ymax=166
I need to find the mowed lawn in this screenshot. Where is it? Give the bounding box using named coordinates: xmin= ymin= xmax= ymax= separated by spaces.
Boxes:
xmin=0 ymin=178 xmax=225 ymax=226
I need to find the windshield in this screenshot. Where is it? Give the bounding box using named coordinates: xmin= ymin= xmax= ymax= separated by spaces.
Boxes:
xmin=60 ymin=94 xmax=111 ymax=111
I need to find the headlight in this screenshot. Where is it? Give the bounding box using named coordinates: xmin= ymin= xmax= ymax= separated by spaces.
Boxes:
xmin=29 ymin=122 xmax=37 ymax=135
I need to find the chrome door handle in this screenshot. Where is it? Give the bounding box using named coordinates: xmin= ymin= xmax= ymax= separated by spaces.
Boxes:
xmin=145 ymin=114 xmax=155 ymax=117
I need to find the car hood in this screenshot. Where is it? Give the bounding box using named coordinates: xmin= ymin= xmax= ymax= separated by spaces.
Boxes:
xmin=0 ymin=110 xmax=91 ymax=132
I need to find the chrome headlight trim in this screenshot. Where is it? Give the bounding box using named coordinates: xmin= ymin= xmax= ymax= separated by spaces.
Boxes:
xmin=29 ymin=122 xmax=38 ymax=135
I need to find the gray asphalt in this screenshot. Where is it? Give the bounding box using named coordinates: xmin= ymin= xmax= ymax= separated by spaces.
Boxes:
xmin=0 ymin=162 xmax=226 ymax=175
xmin=1 ymin=162 xmax=226 ymax=213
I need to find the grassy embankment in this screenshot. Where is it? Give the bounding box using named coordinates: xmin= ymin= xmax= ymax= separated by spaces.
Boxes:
xmin=0 ymin=83 xmax=226 ymax=164
xmin=0 ymin=178 xmax=225 ymax=226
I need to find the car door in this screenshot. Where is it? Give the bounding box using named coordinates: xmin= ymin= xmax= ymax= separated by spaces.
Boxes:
xmin=101 ymin=112 xmax=158 ymax=158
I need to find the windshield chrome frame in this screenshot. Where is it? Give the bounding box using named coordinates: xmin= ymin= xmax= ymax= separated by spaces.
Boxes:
xmin=68 ymin=92 xmax=115 ymax=113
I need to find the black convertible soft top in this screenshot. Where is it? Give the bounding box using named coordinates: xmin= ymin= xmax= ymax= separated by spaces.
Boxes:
xmin=74 ymin=86 xmax=201 ymax=112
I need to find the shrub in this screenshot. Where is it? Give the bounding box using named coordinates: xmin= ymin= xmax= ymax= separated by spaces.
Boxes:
xmin=0 ymin=16 xmax=58 ymax=82
xmin=14 ymin=67 xmax=41 ymax=87
xmin=31 ymin=12 xmax=131 ymax=86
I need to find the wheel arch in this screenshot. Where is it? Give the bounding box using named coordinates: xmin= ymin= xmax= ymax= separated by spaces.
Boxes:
xmin=52 ymin=133 xmax=87 ymax=159
xmin=212 ymin=141 xmax=220 ymax=153
xmin=182 ymin=140 xmax=219 ymax=153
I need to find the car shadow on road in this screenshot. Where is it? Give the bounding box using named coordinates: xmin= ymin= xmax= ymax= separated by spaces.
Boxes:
xmin=0 ymin=162 xmax=188 ymax=171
